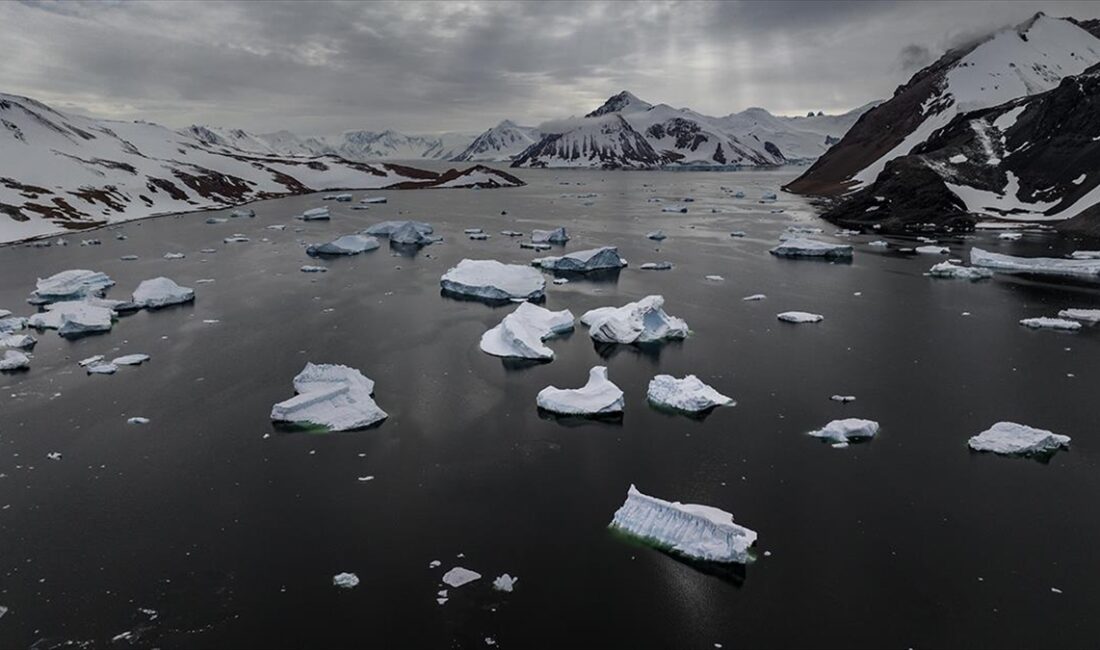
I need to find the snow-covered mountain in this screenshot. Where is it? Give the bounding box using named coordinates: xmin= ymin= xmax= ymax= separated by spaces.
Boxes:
xmin=451 ymin=120 xmax=542 ymax=162
xmin=180 ymin=125 xmax=475 ymax=162
xmin=0 ymin=93 xmax=520 ymax=242
xmin=787 ymin=13 xmax=1100 ymax=196
xmin=511 ymin=91 xmax=869 ymax=170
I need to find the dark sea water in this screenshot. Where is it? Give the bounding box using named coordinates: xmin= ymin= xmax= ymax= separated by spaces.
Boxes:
xmin=2 ymin=166 xmax=1100 ymax=649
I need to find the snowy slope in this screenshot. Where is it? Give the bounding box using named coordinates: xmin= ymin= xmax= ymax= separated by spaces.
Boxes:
xmin=451 ymin=120 xmax=542 ymax=162
xmin=0 ymin=93 xmax=514 ymax=242
xmin=788 ymin=13 xmax=1100 ymax=195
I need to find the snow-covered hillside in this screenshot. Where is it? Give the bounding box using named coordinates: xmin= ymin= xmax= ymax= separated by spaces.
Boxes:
xmin=181 ymin=125 xmax=475 ymax=162
xmin=0 ymin=93 xmax=518 ymax=242
xmin=451 ymin=120 xmax=542 ymax=162
xmin=512 ymin=91 xmax=868 ymax=170
xmin=787 ymin=13 xmax=1100 ymax=195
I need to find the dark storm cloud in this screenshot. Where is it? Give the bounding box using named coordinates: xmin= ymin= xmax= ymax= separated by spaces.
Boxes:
xmin=3 ymin=1 xmax=1100 ymax=135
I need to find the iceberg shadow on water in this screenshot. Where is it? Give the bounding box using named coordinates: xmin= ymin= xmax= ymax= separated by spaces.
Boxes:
xmin=592 ymin=338 xmax=680 ymax=362
xmin=535 ymin=407 xmax=624 ymax=427
xmin=439 ymin=287 xmax=547 ymax=306
xmin=544 ymin=267 xmax=623 ymax=285
xmin=606 ymin=527 xmax=749 ymax=588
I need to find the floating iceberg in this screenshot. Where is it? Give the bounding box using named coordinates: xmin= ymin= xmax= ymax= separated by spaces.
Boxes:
xmin=928 ymin=262 xmax=993 ymax=280
xmin=363 ymin=220 xmax=433 ymax=237
xmin=390 ymin=221 xmax=433 ymax=246
xmin=580 ymin=295 xmax=688 ymax=344
xmin=469 ymin=232 xmax=489 ymax=240
xmin=777 ymin=311 xmax=822 ymax=324
xmin=971 ymin=248 xmax=1100 ymax=277
xmin=163 ymin=252 xmax=185 ymax=260
xmin=769 ymin=239 xmax=852 ymax=260
xmin=332 ymin=572 xmax=359 ymax=588
xmin=1058 ymin=309 xmax=1100 ymax=324
xmin=442 ymin=567 xmax=481 ymax=588
xmin=112 ymin=354 xmax=150 ymax=366
xmin=0 ymin=333 xmax=35 ymax=349
xmin=306 ymin=234 xmax=380 ymax=256
xmin=301 ymin=265 xmax=328 ymax=273
xmin=360 ymin=196 xmax=387 ymax=204
xmin=492 ymin=574 xmax=517 ymax=592
xmin=270 ymin=363 xmax=388 ymax=432
xmin=868 ymin=240 xmax=889 ymax=248
xmin=1019 ymin=317 xmax=1081 ymax=331
xmin=132 ymin=278 xmax=195 ymax=309
xmin=742 ymin=294 xmax=766 ymax=301
xmin=440 ymin=259 xmax=546 ymax=302
xmin=915 ymin=245 xmax=950 ymax=255
xmin=0 ymin=350 xmax=30 ymax=371
xmin=28 ymin=300 xmax=115 ymax=336
xmin=830 ymin=395 xmax=856 ymax=403
xmin=808 ymin=418 xmax=879 ymax=443
xmin=1070 ymin=250 xmax=1100 ymax=260
xmin=479 ymin=302 xmax=574 ymax=360
xmin=968 ymin=422 xmax=1070 ymax=456
xmin=531 ymin=227 xmax=568 ymax=244
xmin=639 ymin=262 xmax=673 ymax=270
xmin=300 ymin=207 xmax=331 ymax=221
xmin=647 ymin=375 xmax=734 ymax=413
xmin=464 ymin=228 xmax=483 ymax=234
xmin=31 ymin=270 xmax=114 ymax=303
xmin=998 ymin=232 xmax=1022 ymax=241
xmin=761 ymin=191 xmax=777 ymax=200
xmin=229 ymin=208 xmax=255 ymax=218
xmin=223 ymin=235 xmax=249 ymax=243
xmin=610 ymin=485 xmax=757 ymax=564
xmin=536 ymin=366 xmax=624 ymax=415
xmin=532 ymin=247 xmax=626 ymax=273
xmin=646 ymin=230 xmax=667 ymax=241
xmin=661 ymin=206 xmax=688 ymax=213
xmin=86 ymin=363 xmax=118 ymax=375
xmin=519 ymin=242 xmax=551 ymax=251
xmin=334 ymin=193 xmax=353 ymax=202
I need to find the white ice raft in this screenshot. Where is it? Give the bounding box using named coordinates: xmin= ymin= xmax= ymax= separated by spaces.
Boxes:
xmin=270 ymin=363 xmax=388 ymax=432
xmin=441 ymin=259 xmax=546 ymax=302
xmin=808 ymin=418 xmax=880 ymax=444
xmin=971 ymin=248 xmax=1100 ymax=277
xmin=479 ymin=302 xmax=574 ymax=360
xmin=647 ymin=374 xmax=734 ymax=413
xmin=31 ymin=270 xmax=114 ymax=303
xmin=132 ymin=278 xmax=195 ymax=309
xmin=532 ymin=247 xmax=627 ymax=273
xmin=769 ymin=239 xmax=852 ymax=260
xmin=536 ymin=366 xmax=624 ymax=416
xmin=580 ymin=295 xmax=688 ymax=345
xmin=968 ymin=422 xmax=1070 ymax=456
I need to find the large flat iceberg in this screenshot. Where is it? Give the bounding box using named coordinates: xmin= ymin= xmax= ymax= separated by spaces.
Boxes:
xmin=31 ymin=270 xmax=114 ymax=303
xmin=132 ymin=278 xmax=195 ymax=309
xmin=307 ymin=234 xmax=380 ymax=256
xmin=647 ymin=375 xmax=734 ymax=413
xmin=968 ymin=422 xmax=1070 ymax=457
xmin=971 ymin=247 xmax=1100 ymax=277
xmin=610 ymin=485 xmax=757 ymax=564
xmin=1019 ymin=317 xmax=1081 ymax=331
xmin=270 ymin=362 xmax=388 ymax=432
xmin=479 ymin=302 xmax=574 ymax=360
xmin=580 ymin=295 xmax=688 ymax=344
xmin=928 ymin=262 xmax=993 ymax=280
xmin=441 ymin=259 xmax=546 ymax=302
xmin=536 ymin=366 xmax=624 ymax=415
xmin=28 ymin=300 xmax=115 ymax=337
xmin=1058 ymin=309 xmax=1100 ymax=323
xmin=808 ymin=418 xmax=880 ymax=444
xmin=769 ymin=239 xmax=852 ymax=260
xmin=777 ymin=311 xmax=823 ymax=324
xmin=532 ymin=247 xmax=627 ymax=273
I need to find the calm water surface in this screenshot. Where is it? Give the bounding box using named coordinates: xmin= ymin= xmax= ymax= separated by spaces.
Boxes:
xmin=1 ymin=167 xmax=1099 ymax=648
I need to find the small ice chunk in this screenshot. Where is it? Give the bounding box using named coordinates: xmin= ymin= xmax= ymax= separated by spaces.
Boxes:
xmin=928 ymin=262 xmax=993 ymax=280
xmin=968 ymin=422 xmax=1070 ymax=456
xmin=1057 ymin=309 xmax=1100 ymax=324
xmin=520 ymin=242 xmax=551 ymax=251
xmin=552 ymin=278 xmax=569 ymax=285
xmin=536 ymin=366 xmax=624 ymax=415
xmin=206 ymin=217 xmax=227 ymax=224
xmin=647 ymin=374 xmax=734 ymax=412
xmin=390 ymin=221 xmax=433 ymax=246
xmin=639 ymin=262 xmax=673 ymax=270
xmin=0 ymin=350 xmax=30 ymax=371
xmin=610 ymin=484 xmax=757 ymax=564
xmin=223 ymin=235 xmax=249 ymax=243
xmin=769 ymin=239 xmax=852 ymax=259
xmin=646 ymin=230 xmax=667 ymax=241
xmin=229 ymin=208 xmax=255 ymax=218
xmin=270 ymin=363 xmax=387 ymax=432
xmin=730 ymin=231 xmax=746 ymax=238
xmin=532 ymin=246 xmax=627 ymax=272
xmin=761 ymin=191 xmax=778 ymax=200
xmin=971 ymin=248 xmax=1100 ymax=277
xmin=78 ymin=354 xmax=104 ymax=367
xmin=301 ymin=265 xmax=328 ymax=273
xmin=830 ymin=395 xmax=856 ymax=403
xmin=915 ymin=245 xmax=950 ymax=255
xmin=307 ymin=234 xmax=380 ymax=256
xmin=705 ymin=275 xmax=724 ymax=281
xmin=777 ymin=311 xmax=823 ymax=324
xmin=868 ymin=240 xmax=889 ymax=248
xmin=87 ymin=363 xmax=118 ymax=375
xmin=127 ymin=417 xmax=150 ymax=425
xmin=998 ymin=232 xmax=1022 ymax=241
xmin=441 ymin=259 xmax=546 ymax=302
xmin=363 ymin=220 xmax=432 ymax=237
xmin=132 ymin=278 xmax=195 ymax=309
xmin=112 ymin=354 xmax=150 ymax=366
xmin=334 ymin=193 xmax=353 ymax=202
xmin=742 ymin=294 xmax=766 ymax=301
xmin=163 ymin=253 xmax=185 ymax=260
xmin=492 ymin=574 xmax=518 ymax=592
xmin=360 ymin=196 xmax=387 ymax=204
xmin=441 ymin=567 xmax=482 ymax=588
xmin=580 ymin=295 xmax=688 ymax=344
xmin=28 ymin=300 xmax=115 ymax=336
xmin=808 ymin=418 xmax=879 ymax=443
xmin=469 ymin=232 xmax=489 ymax=240
xmin=31 ymin=270 xmax=114 ymax=303
xmin=464 ymin=228 xmax=483 ymax=234
xmin=300 ymin=207 xmax=331 ymax=221
xmin=0 ymin=333 xmax=35 ymax=349
xmin=661 ymin=205 xmax=688 ymax=213
xmin=501 ymin=230 xmax=524 ymax=237
xmin=332 ymin=572 xmax=359 ymax=588
xmin=479 ymin=302 xmax=574 ymax=360
xmin=429 ymin=560 xmax=442 ymax=568
xmin=1070 ymin=250 xmax=1100 ymax=260
xmin=46 ymin=452 xmax=62 ymax=460
xmin=1019 ymin=317 xmax=1081 ymax=331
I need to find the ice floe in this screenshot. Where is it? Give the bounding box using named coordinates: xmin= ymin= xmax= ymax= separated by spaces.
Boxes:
xmin=300 ymin=207 xmax=331 ymax=221
xmin=777 ymin=311 xmax=823 ymax=324
xmin=647 ymin=375 xmax=734 ymax=413
xmin=440 ymin=259 xmax=546 ymax=302
xmin=31 ymin=270 xmax=114 ymax=303
xmin=1057 ymin=309 xmax=1100 ymax=323
xmin=532 ymin=246 xmax=627 ymax=272
xmin=87 ymin=363 xmax=118 ymax=375
xmin=0 ymin=333 xmax=35 ymax=349
xmin=333 ymin=572 xmax=359 ymax=588
xmin=132 ymin=278 xmax=195 ymax=309
xmin=928 ymin=262 xmax=993 ymax=280
xmin=610 ymin=484 xmax=757 ymax=564
xmin=270 ymin=363 xmax=388 ymax=432
xmin=28 ymin=300 xmax=115 ymax=336
xmin=915 ymin=245 xmax=950 ymax=255
xmin=306 ymin=234 xmax=380 ymax=256
xmin=536 ymin=366 xmax=624 ymax=416
xmin=808 ymin=418 xmax=879 ymax=444
xmin=364 ymin=220 xmax=433 ymax=237
xmin=229 ymin=208 xmax=255 ymax=218
xmin=442 ymin=567 xmax=481 ymax=588
xmin=769 ymin=239 xmax=852 ymax=260
xmin=0 ymin=350 xmax=30 ymax=371
xmin=492 ymin=574 xmax=517 ymax=592
xmin=479 ymin=302 xmax=574 ymax=360
xmin=112 ymin=354 xmax=150 ymax=366
xmin=580 ymin=295 xmax=688 ymax=344
xmin=1019 ymin=317 xmax=1081 ymax=331
xmin=971 ymin=248 xmax=1100 ymax=277
xmin=531 ymin=227 xmax=569 ymax=244
xmin=968 ymin=422 xmax=1070 ymax=456
xmin=640 ymin=262 xmax=673 ymax=270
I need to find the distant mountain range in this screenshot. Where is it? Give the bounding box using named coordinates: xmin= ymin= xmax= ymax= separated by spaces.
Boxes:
xmin=180 ymin=93 xmax=875 ymax=169
xmin=786 ymin=13 xmax=1100 ymax=234
xmin=0 ymin=93 xmax=523 ymax=242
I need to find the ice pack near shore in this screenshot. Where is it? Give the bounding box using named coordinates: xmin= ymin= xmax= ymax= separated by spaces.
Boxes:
xmin=132 ymin=278 xmax=195 ymax=309
xmin=532 ymin=246 xmax=627 ymax=273
xmin=610 ymin=485 xmax=757 ymax=564
xmin=647 ymin=375 xmax=734 ymax=413
xmin=270 ymin=363 xmax=388 ymax=432
xmin=968 ymin=422 xmax=1070 ymax=457
xmin=777 ymin=311 xmax=823 ymax=324
xmin=769 ymin=239 xmax=852 ymax=260
xmin=479 ymin=302 xmax=574 ymax=360
xmin=580 ymin=295 xmax=688 ymax=344
xmin=441 ymin=259 xmax=546 ymax=302
xmin=536 ymin=366 xmax=624 ymax=415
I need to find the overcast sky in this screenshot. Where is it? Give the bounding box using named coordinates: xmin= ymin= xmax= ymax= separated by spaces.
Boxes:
xmin=4 ymin=0 xmax=1100 ymax=136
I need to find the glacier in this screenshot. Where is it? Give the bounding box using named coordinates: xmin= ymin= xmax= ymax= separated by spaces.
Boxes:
xmin=580 ymin=295 xmax=688 ymax=345
xmin=609 ymin=485 xmax=757 ymax=564
xmin=536 ymin=366 xmax=625 ymax=415
xmin=479 ymin=302 xmax=574 ymax=360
